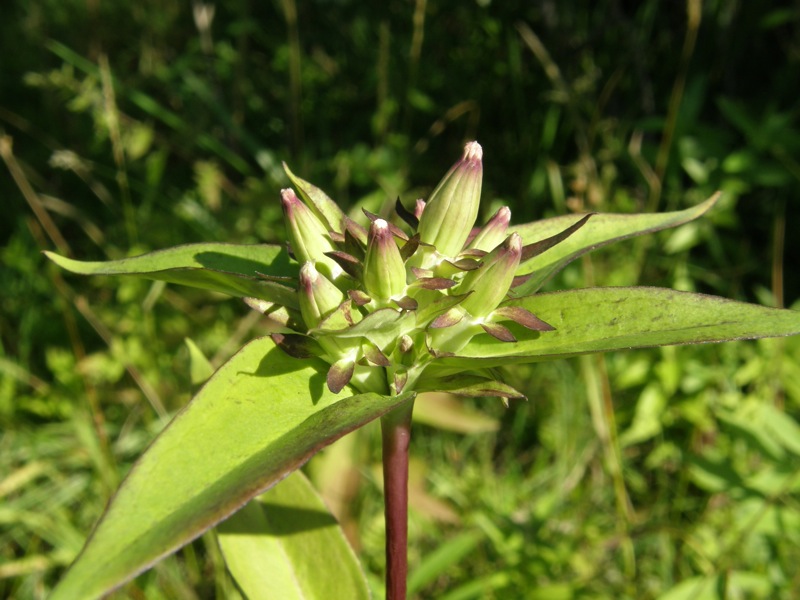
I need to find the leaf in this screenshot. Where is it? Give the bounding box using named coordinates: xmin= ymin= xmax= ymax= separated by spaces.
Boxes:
xmin=412 ymin=393 xmax=500 ymax=433
xmin=45 ymin=243 xmax=298 ymax=306
xmin=50 ymin=336 xmax=414 ymax=600
xmin=442 ymin=287 xmax=800 ymax=368
xmin=217 ymin=470 xmax=369 ymax=600
xmin=512 ymin=195 xmax=718 ymax=294
xmin=416 ymin=374 xmax=525 ymax=399
xmin=407 ymin=530 xmax=483 ymax=594
xmin=184 ymin=338 xmax=214 ymax=385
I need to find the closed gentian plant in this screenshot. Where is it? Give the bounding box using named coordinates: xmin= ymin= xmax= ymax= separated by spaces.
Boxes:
xmin=47 ymin=142 xmax=800 ymax=600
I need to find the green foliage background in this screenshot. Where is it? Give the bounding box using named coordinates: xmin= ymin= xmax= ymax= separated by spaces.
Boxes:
xmin=2 ymin=1 xmax=800 ymax=598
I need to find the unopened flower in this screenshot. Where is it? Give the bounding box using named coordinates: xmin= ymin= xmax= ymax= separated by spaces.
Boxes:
xmin=417 ymin=141 xmax=483 ymax=257
xmin=281 ymin=189 xmax=342 ymax=279
xmin=298 ymin=261 xmax=345 ymax=329
xmin=468 ymin=206 xmax=511 ymax=252
xmin=363 ymin=219 xmax=407 ymax=300
xmin=457 ymin=233 xmax=522 ymax=317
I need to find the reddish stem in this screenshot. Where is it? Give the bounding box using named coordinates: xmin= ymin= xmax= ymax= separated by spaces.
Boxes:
xmin=381 ymin=400 xmax=415 ymax=600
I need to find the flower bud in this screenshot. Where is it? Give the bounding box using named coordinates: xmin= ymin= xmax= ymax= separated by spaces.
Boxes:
xmin=468 ymin=206 xmax=511 ymax=252
xmin=363 ymin=218 xmax=407 ymax=300
xmin=298 ymin=261 xmax=345 ymax=329
xmin=457 ymin=232 xmax=522 ymax=317
xmin=417 ymin=141 xmax=483 ymax=257
xmin=281 ymin=189 xmax=341 ymax=278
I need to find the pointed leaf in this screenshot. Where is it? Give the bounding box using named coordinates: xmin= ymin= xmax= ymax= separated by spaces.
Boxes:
xmin=393 ymin=296 xmax=419 ymax=311
xmin=411 ymin=395 xmax=499 ymax=434
xmin=412 ymin=277 xmax=457 ymax=291
xmin=492 ymin=306 xmax=554 ymax=331
xmin=416 ymin=375 xmax=525 ymax=399
xmin=50 ymin=336 xmax=414 ymax=600
xmin=430 ymin=308 xmax=464 ymax=329
xmin=183 ymin=338 xmax=214 ymax=385
xmin=327 ymin=359 xmax=355 ymax=393
xmin=395 ymin=197 xmax=419 ymax=230
xmin=271 ymin=333 xmax=323 ymax=359
xmin=442 ymin=287 xmax=800 ymax=368
xmin=512 ymin=194 xmax=718 ymax=294
xmin=45 ymin=243 xmax=297 ymax=305
xmin=217 ymin=470 xmax=369 ymax=600
xmin=519 ymin=213 xmax=593 ymax=262
xmin=399 ymin=234 xmax=421 ymax=261
xmin=480 ymin=322 xmax=516 ymax=342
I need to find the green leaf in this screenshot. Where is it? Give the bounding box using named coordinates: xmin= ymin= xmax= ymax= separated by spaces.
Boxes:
xmin=443 ymin=287 xmax=800 ymax=368
xmin=407 ymin=530 xmax=483 ymax=595
xmin=512 ymin=195 xmax=718 ymax=293
xmin=184 ymin=338 xmax=214 ymax=385
xmin=412 ymin=394 xmax=499 ymax=433
xmin=217 ymin=470 xmax=369 ymax=600
xmin=415 ymin=374 xmax=525 ymax=399
xmin=50 ymin=336 xmax=414 ymax=600
xmin=45 ymin=243 xmax=298 ymax=305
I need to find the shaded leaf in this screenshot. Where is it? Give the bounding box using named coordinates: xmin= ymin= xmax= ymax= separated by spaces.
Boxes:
xmin=395 ymin=197 xmax=419 ymax=230
xmin=412 ymin=394 xmax=499 ymax=434
xmin=217 ymin=470 xmax=369 ymax=600
xmin=327 ymin=359 xmax=355 ymax=394
xmin=271 ymin=333 xmax=323 ymax=359
xmin=415 ymin=375 xmax=525 ymax=399
xmin=493 ymin=306 xmax=554 ymax=331
xmin=183 ymin=338 xmax=214 ymax=385
xmin=325 ymin=250 xmax=363 ymax=280
xmin=399 ymin=234 xmax=421 ymax=261
xmin=519 ymin=213 xmax=593 ymax=261
xmin=407 ymin=530 xmax=484 ymax=594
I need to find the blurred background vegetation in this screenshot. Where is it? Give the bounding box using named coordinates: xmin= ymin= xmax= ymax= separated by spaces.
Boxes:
xmin=2 ymin=0 xmax=800 ymax=598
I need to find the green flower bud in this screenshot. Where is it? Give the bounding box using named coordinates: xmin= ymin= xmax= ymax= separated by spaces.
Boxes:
xmin=363 ymin=218 xmax=407 ymax=300
xmin=457 ymin=232 xmax=522 ymax=317
xmin=281 ymin=188 xmax=342 ymax=279
xmin=298 ymin=261 xmax=345 ymax=329
xmin=417 ymin=141 xmax=483 ymax=257
xmin=468 ymin=206 xmax=511 ymax=252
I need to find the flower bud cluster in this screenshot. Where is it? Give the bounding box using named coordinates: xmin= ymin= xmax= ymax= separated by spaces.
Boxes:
xmin=266 ymin=141 xmax=561 ymax=396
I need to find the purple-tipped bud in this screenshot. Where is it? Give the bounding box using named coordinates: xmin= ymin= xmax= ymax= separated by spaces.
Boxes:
xmin=469 ymin=206 xmax=511 ymax=252
xmin=298 ymin=262 xmax=346 ymax=329
xmin=281 ymin=189 xmax=341 ymax=278
xmin=417 ymin=141 xmax=483 ymax=257
xmin=457 ymin=232 xmax=522 ymax=317
xmin=414 ymin=199 xmax=426 ymax=219
xmin=363 ymin=219 xmax=407 ymax=300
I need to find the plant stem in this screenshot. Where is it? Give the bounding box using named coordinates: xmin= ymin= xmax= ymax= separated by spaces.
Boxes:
xmin=381 ymin=400 xmax=415 ymax=600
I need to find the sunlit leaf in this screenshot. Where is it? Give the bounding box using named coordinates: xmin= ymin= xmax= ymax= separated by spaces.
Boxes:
xmin=45 ymin=243 xmax=297 ymax=305
xmin=442 ymin=287 xmax=800 ymax=368
xmin=49 ymin=336 xmax=414 ymax=600
xmin=512 ymin=195 xmax=718 ymax=293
